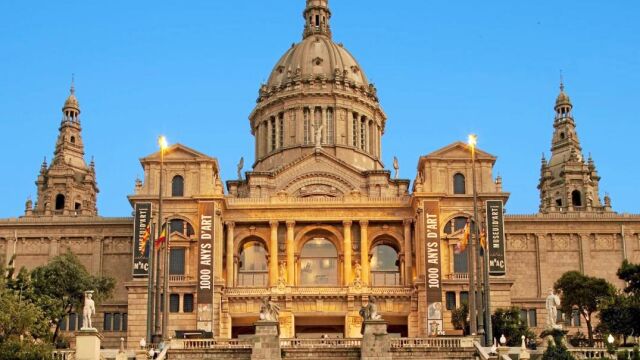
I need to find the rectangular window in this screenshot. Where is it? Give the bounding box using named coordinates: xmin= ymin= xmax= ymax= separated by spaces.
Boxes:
xmin=160 ymin=293 xmax=164 ymax=312
xmin=460 ymin=291 xmax=469 ymax=306
xmin=327 ymin=108 xmax=334 ymax=144
xmin=445 ymin=291 xmax=456 ymax=310
xmin=528 ymin=309 xmax=537 ymax=327
xmin=572 ymin=309 xmax=581 ymax=327
xmin=360 ymin=118 xmax=366 ymax=150
xmin=59 ymin=318 xmax=67 ymax=331
xmin=304 ymin=108 xmax=310 ymax=144
xmin=270 ymin=118 xmax=276 ymax=151
xmin=122 ymin=313 xmax=128 ymax=331
xmin=352 ymin=113 xmax=358 ymax=146
xmin=169 ymin=248 xmax=186 ymax=275
xmin=77 ymin=312 xmax=83 ymax=329
xmin=170 ymin=293 xmax=180 ymax=313
xmin=113 ymin=313 xmax=121 ymax=331
xmin=69 ymin=313 xmax=77 ymax=331
xmin=520 ymin=309 xmax=528 ymax=324
xmin=104 ymin=313 xmax=112 ymax=331
xmin=183 ymin=294 xmax=194 ymax=313
xmin=278 ymin=113 xmax=284 ymax=148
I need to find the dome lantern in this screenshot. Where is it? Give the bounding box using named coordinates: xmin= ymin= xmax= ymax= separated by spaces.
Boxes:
xmin=303 ymin=0 xmax=332 ymax=39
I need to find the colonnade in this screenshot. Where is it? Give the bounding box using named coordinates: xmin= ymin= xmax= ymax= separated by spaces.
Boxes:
xmin=224 ymin=219 xmax=415 ymax=288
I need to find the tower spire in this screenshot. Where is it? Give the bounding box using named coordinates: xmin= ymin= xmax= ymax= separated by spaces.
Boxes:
xmin=303 ymin=0 xmax=332 ymax=39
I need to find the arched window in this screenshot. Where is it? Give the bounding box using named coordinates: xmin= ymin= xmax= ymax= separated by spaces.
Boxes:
xmin=360 ymin=117 xmax=367 ymax=151
xmin=55 ymin=194 xmax=65 ymax=210
xmin=453 ymin=173 xmax=466 ymax=194
xmin=571 ymin=190 xmax=582 ymax=207
xmin=300 ymin=238 xmax=338 ymax=286
xmin=444 ymin=216 xmax=472 ymax=273
xmin=171 ymin=175 xmax=184 ymax=197
xmin=70 ymin=136 xmax=75 ymax=144
xmin=238 ymin=241 xmax=268 ymax=287
xmin=371 ymin=244 xmax=400 ymax=286
xmin=169 ymin=219 xmax=195 ymax=237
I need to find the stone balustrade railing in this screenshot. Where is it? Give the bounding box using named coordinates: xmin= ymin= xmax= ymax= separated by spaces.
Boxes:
xmin=446 ymin=272 xmax=469 ymax=280
xmin=171 ymin=338 xmax=252 ymax=350
xmin=568 ymin=347 xmax=611 ymax=359
xmin=225 ymin=286 xmax=414 ymax=298
xmin=226 ymin=195 xmax=411 ymax=207
xmin=168 ymin=274 xmax=193 ymax=282
xmin=51 ymin=350 xmax=75 ymax=360
xmin=390 ymin=337 xmax=475 ymax=349
xmin=280 ymin=338 xmax=362 ymax=348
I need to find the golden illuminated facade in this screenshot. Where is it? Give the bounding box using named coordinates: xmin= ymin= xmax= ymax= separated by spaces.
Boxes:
xmin=1 ymin=0 xmax=639 ymax=350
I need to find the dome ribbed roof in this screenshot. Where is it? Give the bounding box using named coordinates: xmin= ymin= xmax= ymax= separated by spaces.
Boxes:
xmin=266 ymin=36 xmax=369 ymax=88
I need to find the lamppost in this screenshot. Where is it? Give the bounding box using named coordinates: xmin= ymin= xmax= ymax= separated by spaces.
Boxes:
xmin=467 ymin=135 xmax=478 ymax=336
xmin=157 ymin=135 xmax=169 ymax=341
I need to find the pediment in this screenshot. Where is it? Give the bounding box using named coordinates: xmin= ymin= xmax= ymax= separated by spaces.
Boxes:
xmin=268 ymin=151 xmax=366 ymax=197
xmin=141 ymin=143 xmax=216 ymax=162
xmin=424 ymin=142 xmax=496 ymax=161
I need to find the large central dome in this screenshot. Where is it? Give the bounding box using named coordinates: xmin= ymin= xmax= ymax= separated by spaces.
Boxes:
xmin=249 ymin=0 xmax=387 ymax=173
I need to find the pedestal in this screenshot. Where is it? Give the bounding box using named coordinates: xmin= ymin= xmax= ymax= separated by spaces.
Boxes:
xmin=75 ymin=328 xmax=103 ymax=360
xmin=361 ymin=320 xmax=391 ymax=360
xmin=251 ymin=320 xmax=281 ymax=360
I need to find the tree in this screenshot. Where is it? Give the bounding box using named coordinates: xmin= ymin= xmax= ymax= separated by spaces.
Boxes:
xmin=29 ymin=251 xmax=115 ymax=343
xmin=597 ymin=293 xmax=640 ymax=346
xmin=491 ymin=307 xmax=535 ymax=347
xmin=554 ymin=271 xmax=615 ymax=344
xmin=617 ymin=260 xmax=640 ymax=298
xmin=542 ymin=341 xmax=576 ymax=360
xmin=451 ymin=303 xmax=469 ymax=335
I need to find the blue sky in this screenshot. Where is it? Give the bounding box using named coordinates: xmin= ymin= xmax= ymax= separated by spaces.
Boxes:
xmin=0 ymin=0 xmax=638 ymax=217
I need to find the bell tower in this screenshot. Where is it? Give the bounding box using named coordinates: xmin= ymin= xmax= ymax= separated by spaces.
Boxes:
xmin=30 ymin=80 xmax=99 ymax=216
xmin=538 ymin=80 xmax=609 ymax=213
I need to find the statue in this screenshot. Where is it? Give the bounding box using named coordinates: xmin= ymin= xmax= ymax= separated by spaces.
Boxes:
xmin=352 ymin=261 xmax=362 ymax=288
xmin=359 ymin=296 xmax=382 ymax=321
xmin=545 ymin=288 xmax=561 ymax=329
xmin=277 ymin=261 xmax=287 ymax=289
xmin=259 ymin=297 xmax=280 ymax=322
xmin=393 ymin=156 xmax=399 ymax=179
xmin=312 ymin=123 xmax=324 ymax=149
xmin=587 ymin=190 xmax=594 ymax=207
xmin=82 ymin=291 xmax=96 ymax=329
xmin=236 ymin=157 xmax=244 ymax=180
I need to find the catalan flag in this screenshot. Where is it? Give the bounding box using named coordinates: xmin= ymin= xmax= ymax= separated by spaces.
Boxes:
xmin=138 ymin=223 xmax=151 ymax=254
xmin=155 ymin=224 xmax=166 ymax=250
xmin=455 ymin=220 xmax=471 ymax=254
xmin=480 ymin=226 xmax=487 ymax=249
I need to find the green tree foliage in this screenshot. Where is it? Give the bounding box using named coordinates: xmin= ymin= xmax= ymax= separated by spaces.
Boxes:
xmin=554 ymin=271 xmax=615 ymax=343
xmin=617 ymin=260 xmax=640 ymax=297
xmin=597 ymin=293 xmax=640 ymax=346
xmin=451 ymin=302 xmax=469 ymax=335
xmin=542 ymin=340 xmax=576 ymax=360
xmin=29 ymin=251 xmax=115 ymax=343
xmin=491 ymin=307 xmax=535 ymax=347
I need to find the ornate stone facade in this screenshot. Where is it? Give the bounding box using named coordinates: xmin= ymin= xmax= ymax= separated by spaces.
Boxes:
xmin=1 ymin=0 xmax=639 ymax=351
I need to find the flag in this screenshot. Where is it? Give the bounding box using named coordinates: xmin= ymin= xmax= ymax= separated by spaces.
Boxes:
xmin=455 ymin=220 xmax=471 ymax=254
xmin=480 ymin=226 xmax=487 ymax=249
xmin=155 ymin=224 xmax=166 ymax=250
xmin=138 ymin=224 xmax=151 ymax=254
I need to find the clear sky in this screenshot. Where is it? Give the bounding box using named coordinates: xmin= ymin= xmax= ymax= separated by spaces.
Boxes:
xmin=0 ymin=0 xmax=638 ymax=218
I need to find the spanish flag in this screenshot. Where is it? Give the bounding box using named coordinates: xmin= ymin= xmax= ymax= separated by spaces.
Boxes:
xmin=480 ymin=226 xmax=487 ymax=249
xmin=155 ymin=225 xmax=166 ymax=250
xmin=138 ymin=224 xmax=151 ymax=254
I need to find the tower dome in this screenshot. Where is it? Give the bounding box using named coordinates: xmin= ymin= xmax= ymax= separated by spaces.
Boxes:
xmin=250 ymin=0 xmax=386 ymax=172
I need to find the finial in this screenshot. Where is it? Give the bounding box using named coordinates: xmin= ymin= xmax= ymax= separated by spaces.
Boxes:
xmin=70 ymin=73 xmax=75 ymax=95
xmin=559 ymin=70 xmax=564 ymax=92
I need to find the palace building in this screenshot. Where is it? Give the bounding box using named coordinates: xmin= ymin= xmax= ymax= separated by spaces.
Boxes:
xmin=1 ymin=0 xmax=639 ymax=350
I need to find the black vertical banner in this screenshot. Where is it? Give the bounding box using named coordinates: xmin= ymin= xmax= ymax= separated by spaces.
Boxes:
xmin=197 ymin=201 xmax=215 ymax=332
xmin=486 ymin=200 xmax=506 ymax=275
xmin=132 ymin=202 xmax=152 ymax=277
xmin=424 ymin=200 xmax=443 ymax=336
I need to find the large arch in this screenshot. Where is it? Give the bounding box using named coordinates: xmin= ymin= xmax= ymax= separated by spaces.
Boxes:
xmin=294 ymin=224 xmax=344 ymax=254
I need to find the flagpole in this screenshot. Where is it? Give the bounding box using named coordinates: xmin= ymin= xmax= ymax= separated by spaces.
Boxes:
xmin=470 ymin=134 xmax=485 ymax=343
xmin=483 ymin=221 xmax=493 ymax=345
xmin=146 ymin=222 xmax=155 ymax=343
xmin=467 ymin=136 xmax=477 ymax=337
xmin=158 ymin=136 xmax=170 ymax=342
xmin=155 ymin=136 xmax=168 ymax=341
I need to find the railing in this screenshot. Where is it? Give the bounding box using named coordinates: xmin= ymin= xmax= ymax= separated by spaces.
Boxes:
xmin=226 ymin=195 xmax=411 ymax=206
xmin=568 ymin=348 xmax=611 ymax=359
xmin=171 ymin=338 xmax=252 ymax=350
xmin=390 ymin=337 xmax=474 ymax=349
xmin=446 ymin=273 xmax=469 ymax=280
xmin=51 ymin=350 xmax=75 ymax=360
xmin=168 ymin=275 xmax=193 ymax=282
xmin=280 ymin=338 xmax=362 ymax=348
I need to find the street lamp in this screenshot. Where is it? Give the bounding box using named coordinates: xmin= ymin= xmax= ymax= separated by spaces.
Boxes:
xmin=157 ymin=136 xmax=170 ymax=341
xmin=466 ymin=134 xmax=478 ymax=337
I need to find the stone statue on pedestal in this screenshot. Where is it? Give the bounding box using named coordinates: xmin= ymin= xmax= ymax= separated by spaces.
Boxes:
xmin=545 ymin=288 xmax=561 ymax=329
xmin=312 ymin=123 xmax=324 ymax=149
xmin=82 ymin=291 xmax=96 ymax=330
xmin=259 ymin=297 xmax=280 ymax=322
xmin=236 ymin=157 xmax=244 ymax=180
xmin=393 ymin=156 xmax=399 ymax=179
xmin=359 ymin=296 xmax=382 ymax=321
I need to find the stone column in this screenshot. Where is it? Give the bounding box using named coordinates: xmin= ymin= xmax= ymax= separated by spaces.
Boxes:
xmin=226 ymin=222 xmax=235 ymax=287
xmin=360 ymin=220 xmax=369 ymax=286
xmin=343 ymin=220 xmax=353 ymax=286
xmin=286 ymin=221 xmax=295 ymax=286
xmin=403 ymin=219 xmax=413 ymax=285
xmin=269 ymin=221 xmax=279 ymax=287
